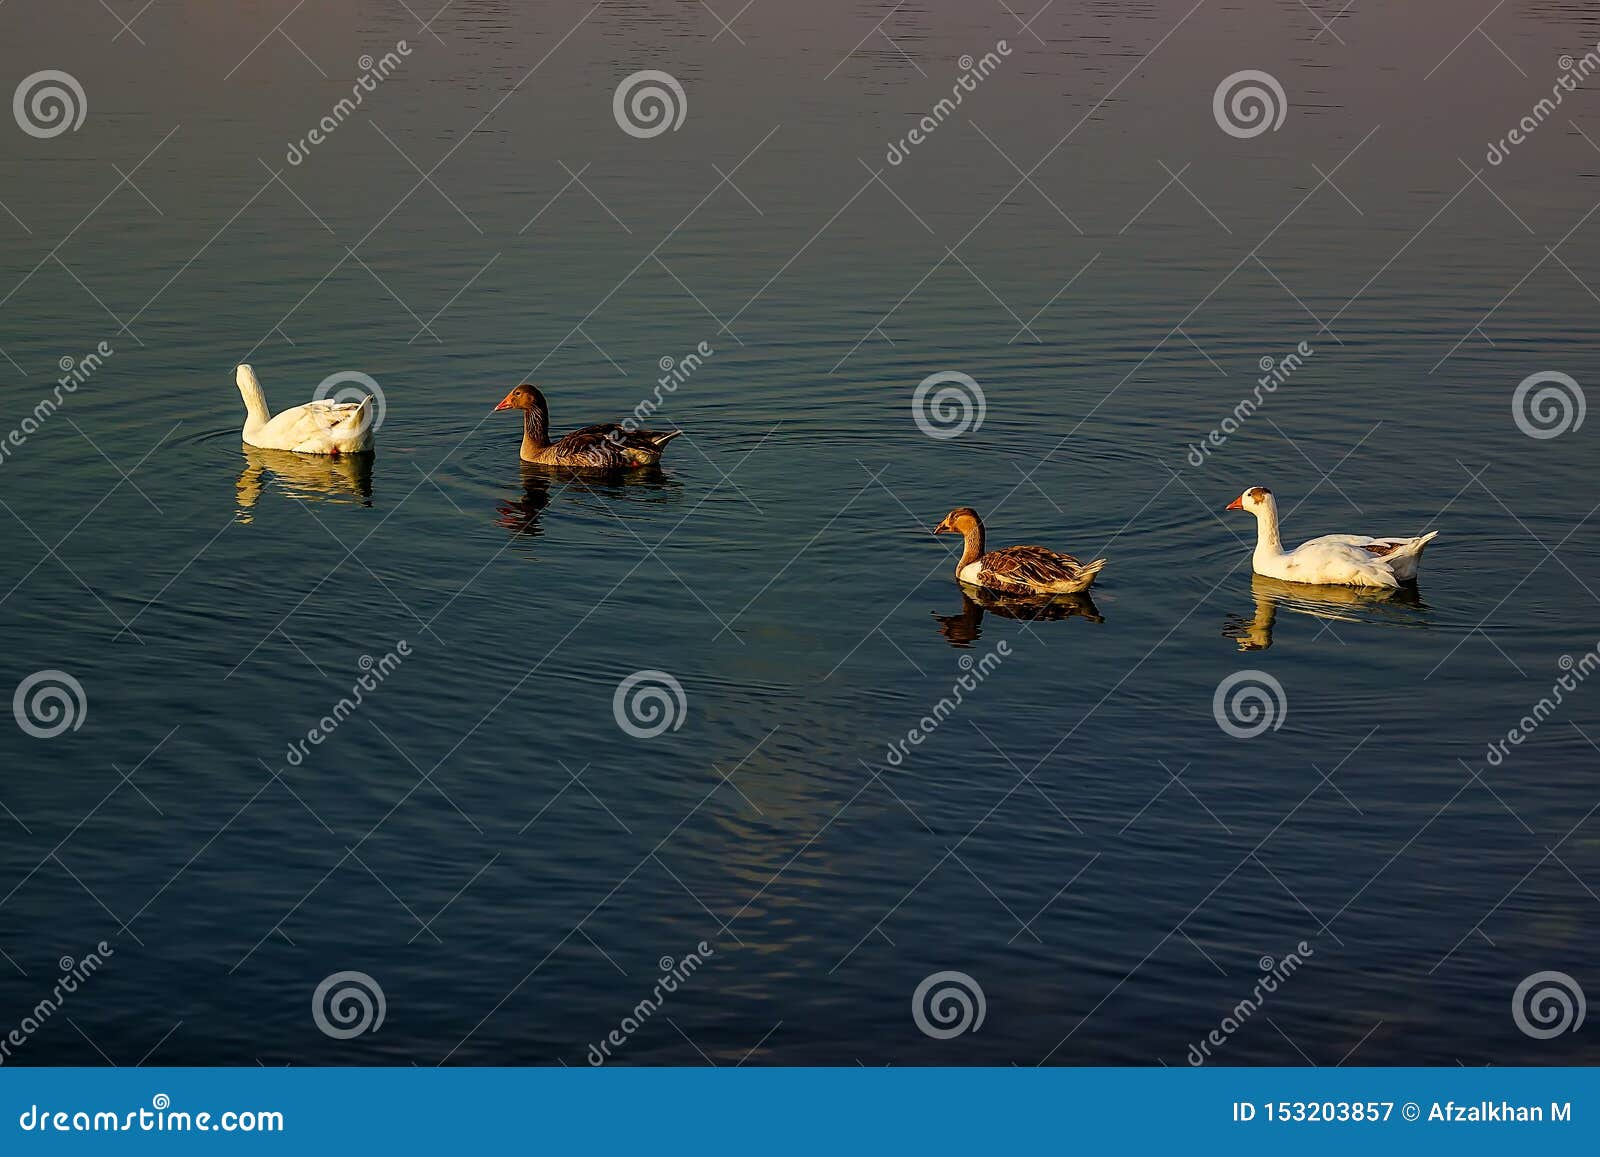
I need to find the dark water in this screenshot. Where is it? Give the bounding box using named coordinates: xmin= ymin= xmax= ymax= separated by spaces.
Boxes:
xmin=1 ymin=0 xmax=1597 ymax=1066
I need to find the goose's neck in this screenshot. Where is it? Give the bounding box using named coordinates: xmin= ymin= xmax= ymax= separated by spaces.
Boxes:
xmin=1252 ymin=502 xmax=1284 ymax=558
xmin=521 ymin=399 xmax=550 ymax=455
xmin=956 ymin=522 xmax=985 ymax=572
xmin=237 ymin=372 xmax=271 ymax=434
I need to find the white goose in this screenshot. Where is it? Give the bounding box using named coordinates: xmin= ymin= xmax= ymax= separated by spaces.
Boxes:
xmin=235 ymin=364 xmax=375 ymax=455
xmin=1226 ymin=486 xmax=1438 ymax=588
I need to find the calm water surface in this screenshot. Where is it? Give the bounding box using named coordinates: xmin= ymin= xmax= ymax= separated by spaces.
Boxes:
xmin=1 ymin=0 xmax=1598 ymax=1065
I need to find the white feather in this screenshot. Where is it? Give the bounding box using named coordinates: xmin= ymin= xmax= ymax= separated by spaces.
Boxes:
xmin=236 ymin=364 xmax=375 ymax=455
xmin=1234 ymin=488 xmax=1437 ymax=588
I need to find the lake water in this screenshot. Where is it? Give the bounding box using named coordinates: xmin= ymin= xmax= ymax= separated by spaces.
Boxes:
xmin=1 ymin=0 xmax=1597 ymax=1066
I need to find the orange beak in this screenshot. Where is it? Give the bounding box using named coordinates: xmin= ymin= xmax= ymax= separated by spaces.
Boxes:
xmin=933 ymin=517 xmax=952 ymax=534
xmin=494 ymin=390 xmax=518 ymax=412
xmin=1225 ymin=496 xmax=1244 ymax=511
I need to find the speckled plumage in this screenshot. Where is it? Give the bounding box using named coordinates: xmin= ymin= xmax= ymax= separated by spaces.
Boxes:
xmin=496 ymin=384 xmax=680 ymax=469
xmin=934 ymin=506 xmax=1106 ymax=596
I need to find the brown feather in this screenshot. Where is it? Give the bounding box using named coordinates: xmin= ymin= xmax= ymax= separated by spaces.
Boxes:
xmin=976 ymin=545 xmax=1091 ymax=593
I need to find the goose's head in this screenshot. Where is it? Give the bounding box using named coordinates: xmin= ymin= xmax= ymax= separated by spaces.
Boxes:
xmin=236 ymin=364 xmax=261 ymax=392
xmin=934 ymin=507 xmax=982 ymax=536
xmin=494 ymin=383 xmax=545 ymax=413
xmin=1226 ymin=486 xmax=1275 ymax=515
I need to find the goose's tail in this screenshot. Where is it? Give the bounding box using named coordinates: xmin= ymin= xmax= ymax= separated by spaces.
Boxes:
xmin=334 ymin=395 xmax=374 ymax=433
xmin=1070 ymin=557 xmax=1108 ymax=591
xmin=1384 ymin=530 xmax=1438 ymax=583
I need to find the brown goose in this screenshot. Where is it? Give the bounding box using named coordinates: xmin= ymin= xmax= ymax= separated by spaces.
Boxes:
xmin=933 ymin=507 xmax=1106 ymax=596
xmin=494 ymin=384 xmax=681 ymax=468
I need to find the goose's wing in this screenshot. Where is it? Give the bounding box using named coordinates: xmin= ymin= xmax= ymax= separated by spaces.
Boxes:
xmin=550 ymin=424 xmax=631 ymax=468
xmin=976 ymin=545 xmax=1092 ymax=593
xmin=1284 ymin=536 xmax=1401 ymax=587
xmin=260 ymin=400 xmax=364 ymax=441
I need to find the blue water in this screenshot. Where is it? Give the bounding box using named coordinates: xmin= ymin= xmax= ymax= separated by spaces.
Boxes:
xmin=0 ymin=0 xmax=1597 ymax=1065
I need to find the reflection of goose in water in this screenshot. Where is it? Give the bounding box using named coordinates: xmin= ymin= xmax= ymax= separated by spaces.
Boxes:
xmin=235 ymin=445 xmax=373 ymax=523
xmin=494 ymin=464 xmax=676 ymax=538
xmin=934 ymin=589 xmax=1104 ymax=647
xmin=1224 ymin=573 xmax=1428 ymax=651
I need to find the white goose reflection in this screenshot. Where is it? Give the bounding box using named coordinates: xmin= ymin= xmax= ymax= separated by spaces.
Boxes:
xmin=1224 ymin=573 xmax=1429 ymax=652
xmin=235 ymin=445 xmax=373 ymax=523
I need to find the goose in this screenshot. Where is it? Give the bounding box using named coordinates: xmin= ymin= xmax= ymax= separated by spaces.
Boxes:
xmin=494 ymin=384 xmax=681 ymax=468
xmin=235 ymin=364 xmax=375 ymax=455
xmin=1226 ymin=486 xmax=1438 ymax=588
xmin=933 ymin=507 xmax=1106 ymax=596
